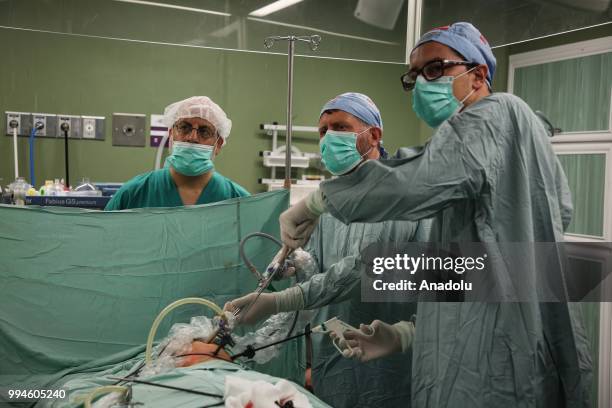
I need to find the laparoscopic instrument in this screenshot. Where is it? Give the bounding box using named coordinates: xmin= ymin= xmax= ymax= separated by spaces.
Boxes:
xmin=229 ymin=317 xmax=358 ymax=361
xmin=234 ymin=231 xmax=295 ymax=321
xmin=233 ymin=232 xmax=358 ymax=356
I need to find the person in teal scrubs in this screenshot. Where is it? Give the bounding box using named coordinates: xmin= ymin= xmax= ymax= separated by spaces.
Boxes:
xmin=105 ymin=96 xmax=249 ymax=210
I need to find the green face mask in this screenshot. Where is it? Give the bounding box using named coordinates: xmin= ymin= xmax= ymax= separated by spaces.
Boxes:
xmin=412 ymin=67 xmax=476 ymax=128
xmin=319 ymin=128 xmax=372 ymax=176
xmin=166 ymin=141 xmax=215 ymax=176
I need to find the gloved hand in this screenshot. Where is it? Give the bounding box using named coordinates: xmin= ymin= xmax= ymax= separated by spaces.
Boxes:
xmin=266 ymin=250 xmax=296 ymax=281
xmin=223 ymin=292 xmax=276 ymax=325
xmin=331 ymin=320 xmax=414 ymax=362
xmin=280 ymin=190 xmax=326 ymax=249
xmin=223 ymin=287 xmax=304 ymax=326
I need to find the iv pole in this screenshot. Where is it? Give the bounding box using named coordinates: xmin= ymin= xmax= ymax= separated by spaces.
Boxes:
xmin=263 ymin=35 xmax=321 ymax=190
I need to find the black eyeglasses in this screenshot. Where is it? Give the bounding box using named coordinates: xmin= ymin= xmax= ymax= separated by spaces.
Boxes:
xmin=400 ymin=59 xmax=477 ymax=91
xmin=174 ymin=122 xmax=217 ymax=140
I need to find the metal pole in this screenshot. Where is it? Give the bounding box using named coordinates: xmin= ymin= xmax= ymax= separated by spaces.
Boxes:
xmin=263 ymin=34 xmax=320 ymax=191
xmin=284 ymin=38 xmax=295 ymax=189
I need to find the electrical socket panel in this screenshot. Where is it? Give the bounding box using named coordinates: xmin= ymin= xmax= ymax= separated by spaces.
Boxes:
xmin=57 ymin=115 xmax=82 ymax=139
xmin=7 ymin=111 xmax=104 ymax=140
xmin=5 ymin=111 xmax=30 ymax=136
xmin=31 ymin=113 xmax=58 ymax=138
xmin=82 ymin=116 xmax=105 ymax=140
xmin=112 ymin=113 xmax=146 ymax=147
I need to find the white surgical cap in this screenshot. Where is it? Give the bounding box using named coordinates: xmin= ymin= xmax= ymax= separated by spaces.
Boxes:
xmin=163 ymin=96 xmax=232 ymax=144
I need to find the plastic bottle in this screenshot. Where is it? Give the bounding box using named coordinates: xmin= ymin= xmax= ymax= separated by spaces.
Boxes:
xmin=11 ymin=177 xmax=31 ymax=205
xmin=40 ymin=180 xmax=53 ymax=196
xmin=49 ymin=179 xmax=63 ymax=196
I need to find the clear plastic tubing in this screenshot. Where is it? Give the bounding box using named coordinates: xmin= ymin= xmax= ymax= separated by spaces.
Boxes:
xmin=83 ymin=385 xmax=128 ymax=408
xmin=145 ymin=298 xmax=224 ymax=365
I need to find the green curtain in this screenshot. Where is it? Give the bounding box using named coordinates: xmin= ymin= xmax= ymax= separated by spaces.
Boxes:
xmin=557 ymin=153 xmax=606 ymax=237
xmin=514 ymin=49 xmax=611 ymax=408
xmin=0 ymin=190 xmax=311 ymax=397
xmin=514 ymin=52 xmax=612 ymax=132
xmin=581 ymin=302 xmax=600 ymax=406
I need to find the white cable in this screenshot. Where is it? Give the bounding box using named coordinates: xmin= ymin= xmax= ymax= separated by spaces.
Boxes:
xmin=12 ymin=127 xmax=18 ymax=179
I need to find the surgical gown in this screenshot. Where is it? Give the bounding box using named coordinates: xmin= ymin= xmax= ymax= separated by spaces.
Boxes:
xmin=105 ymin=168 xmax=249 ymax=210
xmin=319 ymin=93 xmax=593 ymax=407
xmin=298 ymin=213 xmax=429 ymax=407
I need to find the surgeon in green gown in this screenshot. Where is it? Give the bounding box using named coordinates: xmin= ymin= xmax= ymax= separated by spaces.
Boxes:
xmin=226 ymin=93 xmax=429 ymax=407
xmin=275 ymin=23 xmax=593 ymax=408
xmin=105 ymin=96 xmax=249 ymax=210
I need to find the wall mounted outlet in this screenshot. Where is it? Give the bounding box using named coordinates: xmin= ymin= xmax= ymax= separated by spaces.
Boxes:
xmin=5 ymin=111 xmax=29 ymax=136
xmin=31 ymin=113 xmax=58 ymax=138
xmin=82 ymin=116 xmax=105 ymax=140
xmin=7 ymin=112 xmax=105 ymax=140
xmin=57 ymin=115 xmax=82 ymax=139
xmin=112 ymin=113 xmax=146 ymax=147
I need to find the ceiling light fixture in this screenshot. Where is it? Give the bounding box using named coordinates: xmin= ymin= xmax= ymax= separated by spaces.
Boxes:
xmin=112 ymin=0 xmax=231 ymax=17
xmin=249 ymin=0 xmax=305 ymax=17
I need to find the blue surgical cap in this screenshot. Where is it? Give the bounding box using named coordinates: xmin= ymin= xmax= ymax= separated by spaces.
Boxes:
xmin=320 ymin=92 xmax=383 ymax=129
xmin=413 ymin=22 xmax=496 ymax=87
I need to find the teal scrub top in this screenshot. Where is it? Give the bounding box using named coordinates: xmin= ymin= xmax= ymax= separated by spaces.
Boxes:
xmin=104 ymin=168 xmax=250 ymax=210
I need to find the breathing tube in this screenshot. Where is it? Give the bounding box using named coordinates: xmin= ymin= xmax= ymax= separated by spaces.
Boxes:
xmin=145 ymin=297 xmax=224 ymax=365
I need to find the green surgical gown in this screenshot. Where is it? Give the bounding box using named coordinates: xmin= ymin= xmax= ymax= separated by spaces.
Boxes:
xmin=104 ymin=169 xmax=250 ymax=210
xmin=298 ymin=213 xmax=429 ymax=407
xmin=319 ymin=93 xmax=592 ymax=408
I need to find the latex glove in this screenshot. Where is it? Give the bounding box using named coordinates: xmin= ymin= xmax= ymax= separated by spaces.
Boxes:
xmin=280 ymin=191 xmax=326 ymax=249
xmin=224 ymin=292 xmax=276 ymax=325
xmin=223 ymin=287 xmax=304 ymax=325
xmin=331 ymin=320 xmax=414 ymax=362
xmin=266 ymin=250 xmax=296 ymax=281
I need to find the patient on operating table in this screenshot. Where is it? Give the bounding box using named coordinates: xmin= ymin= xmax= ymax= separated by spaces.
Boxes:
xmin=44 ymin=313 xmax=328 ymax=408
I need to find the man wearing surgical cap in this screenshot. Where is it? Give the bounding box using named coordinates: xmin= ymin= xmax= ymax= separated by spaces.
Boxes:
xmin=105 ymin=96 xmax=249 ymax=210
xmin=317 ymin=92 xmax=388 ymax=176
xmin=226 ymin=92 xmax=428 ymax=407
xmin=276 ymin=23 xmax=592 ymax=407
